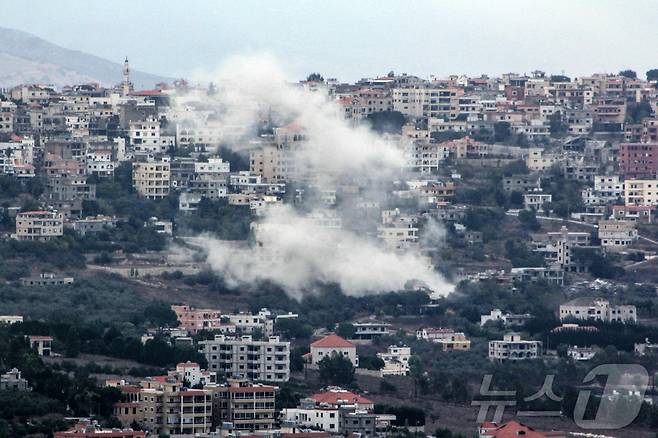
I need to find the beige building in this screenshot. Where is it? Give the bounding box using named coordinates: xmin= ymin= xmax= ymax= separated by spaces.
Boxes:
xmin=132 ymin=156 xmax=171 ymax=199
xmin=489 ymin=333 xmax=541 ymax=361
xmin=310 ymin=334 xmax=359 ymax=367
xmin=598 ymin=220 xmax=638 ymax=248
xmin=526 ymin=148 xmax=559 ymax=171
xmin=624 ymin=179 xmax=658 ymax=206
xmin=14 ymin=210 xmax=64 ymax=241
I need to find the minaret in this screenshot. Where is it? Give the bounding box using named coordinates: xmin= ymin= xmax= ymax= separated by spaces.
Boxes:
xmin=122 ymin=57 xmax=132 ymax=96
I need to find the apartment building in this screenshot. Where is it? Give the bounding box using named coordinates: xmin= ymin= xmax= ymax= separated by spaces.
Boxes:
xmin=523 ymin=191 xmax=552 ymax=210
xmin=137 ymin=377 xmax=213 ymax=436
xmin=502 ymin=173 xmax=541 ymax=193
xmin=559 ymin=299 xmax=636 ymax=323
xmin=132 ymin=156 xmax=171 ymax=199
xmin=209 ymin=379 xmax=276 ymax=431
xmin=612 ymin=205 xmax=653 ymax=223
xmin=0 ymin=368 xmax=29 ymax=391
xmin=488 ymin=333 xmax=541 ymax=361
xmin=129 ymin=116 xmax=174 ymax=153
xmin=619 ymin=143 xmax=658 ymax=179
xmin=13 ymin=210 xmax=64 ymax=241
xmin=624 ymin=179 xmax=658 ymax=206
xmin=598 ymin=220 xmax=638 ymax=248
xmin=526 ymin=147 xmax=559 ymax=171
xmin=199 ymin=335 xmax=290 ymax=382
xmin=310 ymin=335 xmax=359 ymax=367
xmin=171 ymin=305 xmax=223 ymax=335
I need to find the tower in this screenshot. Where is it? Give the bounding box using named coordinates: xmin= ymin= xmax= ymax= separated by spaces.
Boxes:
xmin=122 ymin=57 xmax=133 ymax=96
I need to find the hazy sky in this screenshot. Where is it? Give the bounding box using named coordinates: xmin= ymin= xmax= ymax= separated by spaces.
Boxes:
xmin=2 ymin=0 xmax=658 ymax=82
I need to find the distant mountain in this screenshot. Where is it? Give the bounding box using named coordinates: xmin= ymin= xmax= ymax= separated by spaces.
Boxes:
xmin=0 ymin=27 xmax=170 ymax=89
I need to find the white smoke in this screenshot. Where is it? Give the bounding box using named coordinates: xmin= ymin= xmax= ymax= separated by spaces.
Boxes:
xmin=201 ymin=205 xmax=452 ymax=299
xmin=175 ymin=54 xmax=453 ymax=298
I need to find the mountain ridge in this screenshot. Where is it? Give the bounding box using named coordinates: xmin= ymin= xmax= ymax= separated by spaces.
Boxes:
xmin=0 ymin=27 xmax=170 ymax=89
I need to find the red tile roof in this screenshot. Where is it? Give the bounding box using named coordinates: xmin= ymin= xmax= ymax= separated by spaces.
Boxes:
xmin=309 ymin=390 xmax=373 ymax=406
xmin=311 ymin=334 xmax=355 ymax=349
xmin=481 ymin=420 xmax=565 ymax=438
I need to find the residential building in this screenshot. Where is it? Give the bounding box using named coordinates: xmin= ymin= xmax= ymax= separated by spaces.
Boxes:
xmin=54 ymin=420 xmax=145 ymax=438
xmin=199 ymin=335 xmax=290 ymax=382
xmin=480 ymin=309 xmax=533 ymax=327
xmin=0 ymin=315 xmax=23 ymax=325
xmin=28 ymin=335 xmax=53 ymax=356
xmin=208 ymin=379 xmax=277 ymax=431
xmin=567 ymin=346 xmax=596 ymax=361
xmin=523 ymin=191 xmax=551 ymax=210
xmin=0 ymin=368 xmax=29 ymax=391
xmin=502 ymin=174 xmax=541 ymax=193
xmin=488 ymin=333 xmax=541 ymax=361
xmin=132 ymin=156 xmax=171 ymax=199
xmin=310 ymin=335 xmax=359 ymax=367
xmin=20 ymin=273 xmax=74 ymax=286
xmin=624 ymin=179 xmax=658 ymax=206
xmin=619 ymin=143 xmax=658 ymax=179
xmin=612 ymin=205 xmax=653 ymax=223
xmin=559 ymin=299 xmax=637 ymax=323
xmin=352 ymin=321 xmax=391 ymax=339
xmin=416 ymin=328 xmax=471 ymax=351
xmin=172 ymin=305 xmax=223 ymax=335
xmin=13 ymin=210 xmax=64 ymax=241
xmin=598 ymin=220 xmax=638 ymax=248
xmin=377 ymin=345 xmax=411 ymax=376
xmin=478 ymin=420 xmax=566 ymax=438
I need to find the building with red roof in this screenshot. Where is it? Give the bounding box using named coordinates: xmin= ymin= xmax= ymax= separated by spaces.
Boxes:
xmin=308 ymin=389 xmax=373 ymax=409
xmin=310 ymin=334 xmax=359 ymax=366
xmin=54 ymin=420 xmax=144 ymax=438
xmin=478 ymin=420 xmax=566 ymax=438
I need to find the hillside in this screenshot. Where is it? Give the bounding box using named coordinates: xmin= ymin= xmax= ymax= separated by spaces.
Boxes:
xmin=0 ymin=27 xmax=169 ymax=88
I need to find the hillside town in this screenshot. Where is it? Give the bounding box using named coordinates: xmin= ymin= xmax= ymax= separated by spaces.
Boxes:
xmin=3 ymin=44 xmax=658 ymax=438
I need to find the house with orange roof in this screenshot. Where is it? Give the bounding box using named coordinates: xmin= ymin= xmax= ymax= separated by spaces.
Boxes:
xmin=478 ymin=420 xmax=566 ymax=438
xmin=310 ymin=334 xmax=359 ymax=366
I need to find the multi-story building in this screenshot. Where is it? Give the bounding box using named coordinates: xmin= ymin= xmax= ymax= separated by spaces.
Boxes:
xmin=199 ymin=335 xmax=290 ymax=382
xmin=129 ymin=116 xmax=175 ymax=153
xmin=624 ymin=179 xmax=658 ymax=206
xmin=612 ymin=205 xmax=653 ymax=223
xmin=171 ymin=305 xmax=223 ymax=335
xmin=28 ymin=335 xmax=53 ymax=356
xmin=310 ymin=335 xmax=359 ymax=367
xmin=488 ymin=333 xmax=541 ymax=361
xmin=559 ymin=299 xmax=636 ymax=323
xmin=619 ymin=143 xmax=658 ymax=179
xmin=0 ymin=368 xmax=29 ymax=391
xmin=502 ymin=174 xmax=541 ymax=194
xmin=598 ymin=220 xmax=638 ymax=248
xmin=132 ymin=156 xmax=171 ymax=199
xmin=352 ymin=321 xmax=392 ymax=339
xmin=209 ymin=379 xmax=276 ymax=432
xmin=416 ymin=328 xmax=471 ymax=351
xmin=532 ymin=226 xmax=591 ymax=272
xmin=523 ymin=191 xmax=551 ymax=211
xmin=13 ymin=210 xmax=64 ymax=241
xmin=377 ymin=345 xmax=411 ymax=376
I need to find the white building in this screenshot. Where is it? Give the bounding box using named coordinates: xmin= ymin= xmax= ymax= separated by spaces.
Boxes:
xmin=523 ymin=191 xmax=552 ymax=211
xmin=488 ymin=333 xmax=541 ymax=361
xmin=198 ymin=334 xmax=290 ymax=382
xmin=377 ymin=345 xmax=411 ymax=376
xmin=129 ymin=116 xmax=175 ymax=153
xmin=310 ymin=335 xmax=359 ymax=367
xmin=175 ymin=361 xmax=216 ymax=386
xmin=559 ymin=299 xmax=636 ymax=323
xmin=567 ymin=346 xmax=596 ymax=361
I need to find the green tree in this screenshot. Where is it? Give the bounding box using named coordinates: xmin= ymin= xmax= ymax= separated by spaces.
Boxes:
xmin=619 ymin=69 xmax=637 ymax=79
xmin=549 ymin=111 xmax=567 ymax=137
xmin=494 ymin=122 xmax=511 ymax=142
xmin=306 ymin=73 xmax=324 ymax=82
xmin=336 ymin=323 xmax=356 ymax=339
xmin=646 ymin=69 xmax=658 ymax=81
xmin=318 ymin=353 xmax=355 ymax=386
xmin=518 ymin=209 xmax=541 ymax=231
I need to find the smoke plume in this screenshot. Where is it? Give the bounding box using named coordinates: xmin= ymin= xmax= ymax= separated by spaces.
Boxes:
xmin=176 ymin=54 xmax=453 ymax=298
